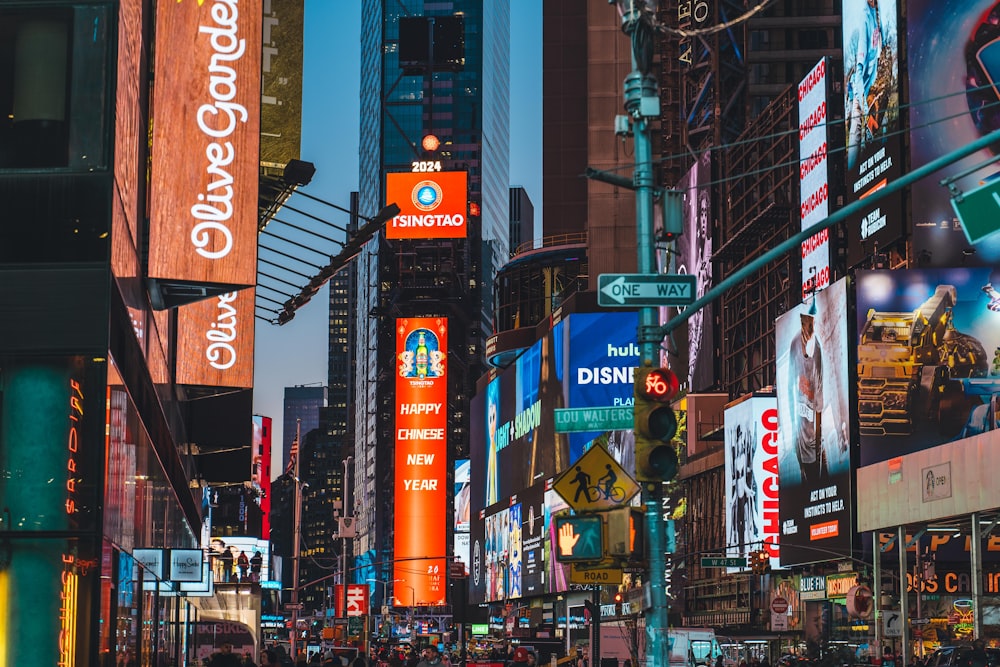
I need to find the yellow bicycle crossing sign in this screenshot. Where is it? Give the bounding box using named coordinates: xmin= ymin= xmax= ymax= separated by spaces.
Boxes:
xmin=552 ymin=443 xmax=639 ymax=512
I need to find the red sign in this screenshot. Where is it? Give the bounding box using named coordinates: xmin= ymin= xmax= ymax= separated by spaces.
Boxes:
xmin=148 ymin=0 xmax=262 ymax=288
xmin=385 ymin=171 xmax=468 ymax=239
xmin=393 ymin=318 xmax=448 ymax=605
xmin=334 ymin=584 xmax=369 ymax=617
xmin=771 ymin=596 xmax=789 ymax=614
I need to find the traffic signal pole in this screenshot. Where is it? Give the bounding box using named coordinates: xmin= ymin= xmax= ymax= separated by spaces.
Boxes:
xmin=616 ymin=4 xmax=670 ymax=667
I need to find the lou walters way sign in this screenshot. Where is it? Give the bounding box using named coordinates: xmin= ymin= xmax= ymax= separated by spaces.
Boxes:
xmin=148 ymin=0 xmax=262 ymax=289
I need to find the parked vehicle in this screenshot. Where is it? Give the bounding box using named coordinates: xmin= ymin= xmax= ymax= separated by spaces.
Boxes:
xmin=924 ymin=645 xmax=1000 ymax=667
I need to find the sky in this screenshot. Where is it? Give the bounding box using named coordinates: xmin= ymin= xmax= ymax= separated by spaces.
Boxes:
xmin=253 ymin=1 xmax=543 ymax=475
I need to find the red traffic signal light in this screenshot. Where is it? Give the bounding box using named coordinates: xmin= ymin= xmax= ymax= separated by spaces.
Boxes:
xmin=638 ymin=368 xmax=679 ymax=402
xmin=633 ymin=367 xmax=680 ymax=483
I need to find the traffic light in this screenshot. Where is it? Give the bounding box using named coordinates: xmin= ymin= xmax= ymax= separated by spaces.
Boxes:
xmin=554 ymin=514 xmax=604 ymax=562
xmin=633 ymin=366 xmax=680 ymax=482
xmin=606 ymin=506 xmax=645 ymax=559
xmin=657 ymin=188 xmax=684 ymax=242
xmin=750 ymin=549 xmax=771 ymax=574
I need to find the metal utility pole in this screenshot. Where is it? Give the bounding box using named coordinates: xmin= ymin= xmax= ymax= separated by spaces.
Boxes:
xmin=291 ymin=419 xmax=303 ymax=660
xmin=613 ymin=3 xmax=670 ymax=667
xmin=342 ymin=455 xmax=353 ymax=644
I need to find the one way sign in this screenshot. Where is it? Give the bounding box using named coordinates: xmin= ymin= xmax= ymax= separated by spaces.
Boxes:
xmin=598 ymin=274 xmax=697 ymax=307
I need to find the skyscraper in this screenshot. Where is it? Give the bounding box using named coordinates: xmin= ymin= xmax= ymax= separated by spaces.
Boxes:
xmin=348 ymin=0 xmax=510 ymax=614
xmin=282 ymin=385 xmax=327 ymax=466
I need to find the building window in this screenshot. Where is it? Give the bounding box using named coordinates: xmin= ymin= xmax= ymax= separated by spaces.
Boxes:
xmin=0 ymin=4 xmax=110 ymax=169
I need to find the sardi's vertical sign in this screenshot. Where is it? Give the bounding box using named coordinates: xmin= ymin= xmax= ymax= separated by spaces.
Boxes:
xmin=149 ymin=0 xmax=262 ymax=287
xmin=386 ymin=171 xmax=468 ymax=239
xmin=798 ymin=58 xmax=831 ymax=301
xmin=176 ymin=288 xmax=255 ymax=387
xmin=394 ymin=317 xmax=448 ymax=605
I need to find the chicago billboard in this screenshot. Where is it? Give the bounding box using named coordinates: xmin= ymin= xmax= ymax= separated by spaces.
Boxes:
xmin=393 ymin=317 xmax=448 ymax=605
xmin=385 ymin=171 xmax=468 ymax=239
xmin=843 ymin=0 xmax=903 ymax=266
xmin=856 ymin=268 xmax=1000 ymax=466
xmin=799 ymin=58 xmax=831 ymax=299
xmin=775 ymin=278 xmax=853 ymax=565
xmin=149 ymin=0 xmax=262 ymax=288
xmin=176 ymin=288 xmax=255 ymax=388
xmin=724 ymin=394 xmax=780 ymax=571
xmin=908 ymin=2 xmax=1000 ymax=266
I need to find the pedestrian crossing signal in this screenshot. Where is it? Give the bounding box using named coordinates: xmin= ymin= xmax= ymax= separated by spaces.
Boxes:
xmin=554 ymin=514 xmax=604 ymax=562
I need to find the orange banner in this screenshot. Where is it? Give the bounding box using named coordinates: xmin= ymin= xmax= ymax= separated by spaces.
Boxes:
xmin=394 ymin=317 xmax=448 ymax=605
xmin=385 ymin=171 xmax=468 ymax=239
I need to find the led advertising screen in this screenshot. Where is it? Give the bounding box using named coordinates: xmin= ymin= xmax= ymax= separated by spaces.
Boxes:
xmin=908 ymin=2 xmax=1000 ymax=266
xmin=775 ymin=278 xmax=853 ymax=565
xmin=454 ymin=459 xmax=471 ymax=577
xmin=176 ymin=288 xmax=255 ymax=388
xmin=475 ymin=321 xmax=565 ymax=510
xmin=385 ymin=171 xmax=468 ymax=239
xmin=252 ymin=415 xmax=272 ymax=538
xmin=843 ymin=0 xmax=904 ymax=267
xmin=469 ymin=484 xmax=546 ymax=603
xmin=799 ymin=58 xmax=832 ymax=299
xmin=665 ymin=153 xmax=714 ymax=392
xmin=566 ymin=311 xmax=640 ymax=470
xmin=724 ymin=394 xmax=780 ymax=572
xmin=148 ymin=0 xmax=262 ymax=287
xmin=855 ymin=268 xmax=1000 ymax=466
xmin=393 ymin=317 xmax=448 ymax=605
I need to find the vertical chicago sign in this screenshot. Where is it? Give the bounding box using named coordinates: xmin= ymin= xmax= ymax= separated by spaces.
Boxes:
xmin=394 ymin=318 xmax=448 ymax=605
xmin=148 ymin=0 xmax=262 ymax=289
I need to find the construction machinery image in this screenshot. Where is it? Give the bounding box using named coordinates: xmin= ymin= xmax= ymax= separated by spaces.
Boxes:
xmin=857 ymin=284 xmax=991 ymax=439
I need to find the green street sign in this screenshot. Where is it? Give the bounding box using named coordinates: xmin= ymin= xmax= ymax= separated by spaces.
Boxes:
xmin=951 ymin=179 xmax=1000 ymax=244
xmin=598 ymin=273 xmax=696 ymax=307
xmin=700 ymin=557 xmax=747 ymax=568
xmin=554 ymin=406 xmax=633 ymax=433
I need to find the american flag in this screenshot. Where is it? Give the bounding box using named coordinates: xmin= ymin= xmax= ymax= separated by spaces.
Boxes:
xmin=285 ymin=438 xmax=298 ymax=475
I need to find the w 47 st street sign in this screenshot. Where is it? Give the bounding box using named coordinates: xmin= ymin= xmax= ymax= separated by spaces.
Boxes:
xmin=598 ymin=273 xmax=696 ymax=307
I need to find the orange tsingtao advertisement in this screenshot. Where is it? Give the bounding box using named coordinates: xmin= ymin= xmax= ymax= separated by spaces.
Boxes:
xmin=394 ymin=317 xmax=448 ymax=605
xmin=385 ymin=171 xmax=468 ymax=239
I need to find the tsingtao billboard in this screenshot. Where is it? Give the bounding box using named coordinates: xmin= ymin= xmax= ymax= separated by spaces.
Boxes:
xmin=385 ymin=171 xmax=468 ymax=239
xmin=393 ymin=317 xmax=448 ymax=605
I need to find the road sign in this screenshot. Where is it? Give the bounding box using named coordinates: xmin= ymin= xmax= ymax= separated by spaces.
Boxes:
xmin=284 ymin=603 xmax=304 ymax=611
xmin=598 ymin=273 xmax=696 ymax=307
xmin=569 ymin=564 xmax=623 ymax=585
xmin=700 ymin=557 xmax=747 ymax=568
xmin=552 ymin=443 xmax=640 ymax=512
xmin=951 ymin=179 xmax=1000 ymax=245
xmin=883 ymin=611 xmax=902 ymax=637
xmin=771 ymin=611 xmax=788 ymax=631
xmin=911 ymin=618 xmax=930 ymax=626
xmin=554 ymin=406 xmax=633 ymax=433
xmin=771 ymin=596 xmax=789 ymax=614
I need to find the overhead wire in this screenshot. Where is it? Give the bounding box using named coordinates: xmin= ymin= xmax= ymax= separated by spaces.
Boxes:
xmin=593 ymin=82 xmax=1000 ymax=192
